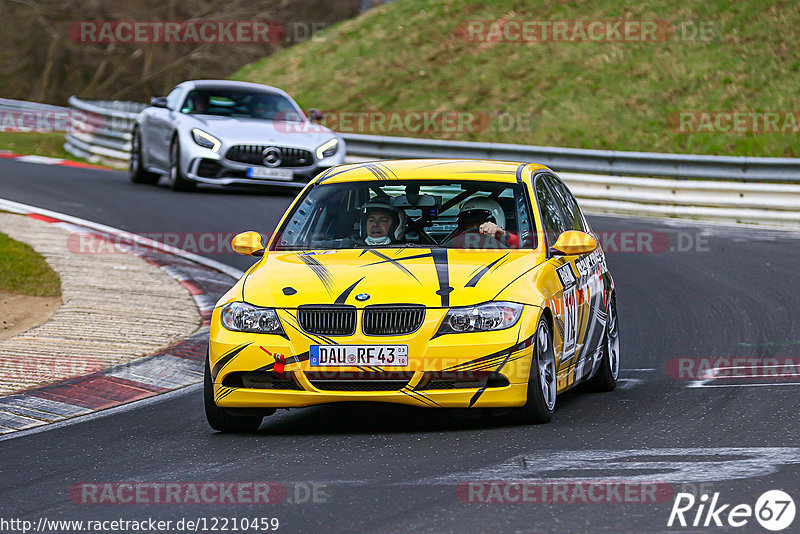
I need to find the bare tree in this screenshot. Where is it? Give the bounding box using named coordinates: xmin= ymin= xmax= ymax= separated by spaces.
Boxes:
xmin=0 ymin=0 xmax=361 ymax=104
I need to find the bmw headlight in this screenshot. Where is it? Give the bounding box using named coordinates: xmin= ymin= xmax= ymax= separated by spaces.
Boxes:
xmin=220 ymin=302 xmax=284 ymax=334
xmin=315 ymin=138 xmax=339 ymax=159
xmin=437 ymin=302 xmax=524 ymax=335
xmin=191 ymin=128 xmax=221 ymax=152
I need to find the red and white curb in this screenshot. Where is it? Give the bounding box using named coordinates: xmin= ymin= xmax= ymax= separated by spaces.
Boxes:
xmin=0 ymin=198 xmax=245 ymax=437
xmin=0 ymin=150 xmax=109 ymax=170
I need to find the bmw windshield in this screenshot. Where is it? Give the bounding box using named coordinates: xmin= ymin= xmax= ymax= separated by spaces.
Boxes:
xmin=272 ymin=180 xmax=537 ymax=250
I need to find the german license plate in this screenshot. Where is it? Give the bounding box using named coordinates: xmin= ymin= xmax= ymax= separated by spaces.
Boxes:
xmin=247 ymin=167 xmax=294 ymax=180
xmin=310 ymin=345 xmax=408 ymax=366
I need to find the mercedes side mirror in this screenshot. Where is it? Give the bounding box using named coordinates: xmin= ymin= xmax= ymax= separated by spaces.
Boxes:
xmin=150 ymin=97 xmax=168 ymax=108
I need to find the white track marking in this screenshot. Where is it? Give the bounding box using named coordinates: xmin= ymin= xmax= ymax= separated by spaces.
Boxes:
xmin=689 ymin=382 xmax=800 ymax=388
xmin=14 ymin=155 xmax=64 ymax=165
xmin=411 ymin=448 xmax=800 ymax=485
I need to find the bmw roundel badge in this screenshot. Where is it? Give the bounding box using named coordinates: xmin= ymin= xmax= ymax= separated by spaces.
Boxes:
xmin=355 ymin=293 xmax=371 ymax=301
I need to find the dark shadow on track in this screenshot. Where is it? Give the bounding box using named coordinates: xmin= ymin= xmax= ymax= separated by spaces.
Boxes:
xmin=205 ymin=390 xmax=589 ymax=437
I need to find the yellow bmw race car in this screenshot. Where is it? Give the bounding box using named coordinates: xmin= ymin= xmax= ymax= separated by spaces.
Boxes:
xmin=206 ymin=159 xmax=618 ymax=431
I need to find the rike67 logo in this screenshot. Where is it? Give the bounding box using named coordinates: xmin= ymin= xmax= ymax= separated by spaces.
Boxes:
xmin=668 ymin=490 xmax=795 ymax=531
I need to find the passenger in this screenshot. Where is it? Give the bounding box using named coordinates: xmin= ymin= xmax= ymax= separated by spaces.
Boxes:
xmin=454 ymin=196 xmax=518 ymax=247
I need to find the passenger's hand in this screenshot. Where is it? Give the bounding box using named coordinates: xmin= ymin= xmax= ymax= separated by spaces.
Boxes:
xmin=479 ymin=222 xmax=505 ymax=239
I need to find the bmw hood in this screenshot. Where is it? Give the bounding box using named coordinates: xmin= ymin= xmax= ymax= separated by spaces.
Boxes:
xmin=243 ymin=248 xmax=538 ymax=309
xmin=189 ymin=116 xmax=338 ymax=148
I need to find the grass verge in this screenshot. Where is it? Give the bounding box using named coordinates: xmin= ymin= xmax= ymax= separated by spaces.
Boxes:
xmin=0 ymin=132 xmax=82 ymax=160
xmin=233 ymin=0 xmax=800 ymax=157
xmin=0 ymin=230 xmax=61 ymax=297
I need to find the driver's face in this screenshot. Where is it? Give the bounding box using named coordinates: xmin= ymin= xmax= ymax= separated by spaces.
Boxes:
xmin=366 ymin=212 xmax=393 ymax=238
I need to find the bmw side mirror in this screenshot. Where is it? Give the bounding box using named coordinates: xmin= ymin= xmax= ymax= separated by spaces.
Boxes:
xmin=231 ymin=231 xmax=265 ymax=257
xmin=550 ymin=230 xmax=598 ymax=256
xmin=150 ymin=97 xmax=168 ymax=108
xmin=308 ymin=108 xmax=323 ymax=122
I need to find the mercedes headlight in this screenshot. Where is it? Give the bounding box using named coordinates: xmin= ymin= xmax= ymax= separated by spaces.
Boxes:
xmin=220 ymin=302 xmax=284 ymax=334
xmin=315 ymin=138 xmax=339 ymax=159
xmin=436 ymin=302 xmax=524 ymax=335
xmin=191 ymin=128 xmax=221 ymax=152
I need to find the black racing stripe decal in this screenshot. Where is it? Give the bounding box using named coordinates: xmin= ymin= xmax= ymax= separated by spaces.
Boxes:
xmin=465 ymin=253 xmax=509 ymax=288
xmin=449 ymin=351 xmax=528 ymax=373
xmin=368 ymin=251 xmax=434 ymax=263
xmin=298 ymin=254 xmax=334 ymax=295
xmin=409 ymin=389 xmax=441 ymax=406
xmin=316 ymin=164 xmax=363 ymax=183
xmin=370 ymin=163 xmax=397 ymax=180
xmin=400 ymin=388 xmax=440 ymax=407
xmin=431 ymin=249 xmax=453 ymax=307
xmin=216 ymin=387 xmax=236 ymax=401
xmin=364 ymin=250 xmax=422 ymax=283
xmin=319 ymin=162 xmax=398 ymax=184
xmin=516 ymin=163 xmax=526 ymax=183
xmin=211 ymin=344 xmax=251 ymax=380
xmin=335 ymin=277 xmax=365 ymax=304
xmin=468 ymin=324 xmax=523 ymax=407
xmin=468 ymin=385 xmax=488 ymax=408
xmin=443 ymin=334 xmax=534 ymax=372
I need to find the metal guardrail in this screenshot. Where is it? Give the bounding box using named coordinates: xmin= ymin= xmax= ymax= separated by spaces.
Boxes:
xmin=340 ymin=133 xmax=800 ymax=182
xmin=0 ymin=98 xmax=70 ymax=114
xmin=63 ymin=97 xmax=146 ymax=168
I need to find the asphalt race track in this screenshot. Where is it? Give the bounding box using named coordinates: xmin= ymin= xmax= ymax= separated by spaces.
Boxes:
xmin=1 ymin=158 xmax=799 ymax=533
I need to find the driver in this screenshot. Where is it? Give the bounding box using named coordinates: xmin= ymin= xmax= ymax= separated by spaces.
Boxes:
xmin=252 ymin=97 xmax=274 ymax=119
xmin=359 ymin=200 xmax=406 ymax=246
xmin=312 ymin=199 xmax=406 ymax=248
xmin=456 ymin=196 xmax=518 ymax=247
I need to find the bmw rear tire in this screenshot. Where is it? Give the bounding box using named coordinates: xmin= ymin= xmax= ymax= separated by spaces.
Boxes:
xmin=585 ymin=296 xmax=619 ymax=392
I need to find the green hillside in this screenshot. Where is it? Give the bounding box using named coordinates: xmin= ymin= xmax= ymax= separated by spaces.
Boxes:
xmin=233 ymin=0 xmax=800 ymax=157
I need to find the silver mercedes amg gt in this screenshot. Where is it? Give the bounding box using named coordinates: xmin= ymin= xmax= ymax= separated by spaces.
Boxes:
xmin=129 ymin=80 xmax=346 ymax=191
